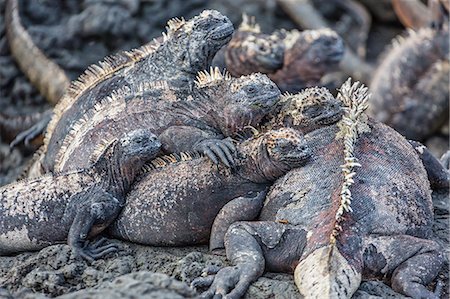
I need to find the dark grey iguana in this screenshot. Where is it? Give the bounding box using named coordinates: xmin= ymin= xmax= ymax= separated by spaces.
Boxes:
xmin=0 ymin=129 xmax=161 ymax=261
xmin=7 ymin=8 xmax=234 ymax=149
xmin=369 ymin=0 xmax=449 ymax=141
xmin=108 ymin=128 xmax=310 ymax=246
xmin=212 ymin=14 xmax=345 ymax=93
xmin=193 ymin=79 xmax=446 ymax=299
xmin=27 ymin=69 xmax=281 ymax=177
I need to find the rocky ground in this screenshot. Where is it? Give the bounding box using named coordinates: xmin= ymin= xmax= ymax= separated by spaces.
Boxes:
xmin=0 ymin=185 xmax=447 ymax=298
xmin=0 ymin=0 xmax=448 ymax=298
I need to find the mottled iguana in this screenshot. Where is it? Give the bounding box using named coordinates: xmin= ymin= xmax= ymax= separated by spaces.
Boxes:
xmin=193 ymin=79 xmax=446 ymax=299
xmin=27 ymin=68 xmax=281 ymax=176
xmin=212 ymin=14 xmax=285 ymax=77
xmin=108 ymin=128 xmax=310 ymax=246
xmin=212 ymin=14 xmax=345 ymax=93
xmin=369 ymin=0 xmax=449 ymax=141
xmin=0 ymin=129 xmax=161 ymax=261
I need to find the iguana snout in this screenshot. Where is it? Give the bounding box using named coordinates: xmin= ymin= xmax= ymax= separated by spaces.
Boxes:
xmin=119 ymin=129 xmax=161 ymax=160
xmin=265 ymin=128 xmax=311 ymax=166
xmin=300 ymin=28 xmax=345 ymax=65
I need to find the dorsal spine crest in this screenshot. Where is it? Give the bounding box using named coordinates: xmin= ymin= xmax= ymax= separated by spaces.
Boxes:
xmin=194 ymin=67 xmax=232 ymax=88
xmin=330 ymin=78 xmax=370 ymax=244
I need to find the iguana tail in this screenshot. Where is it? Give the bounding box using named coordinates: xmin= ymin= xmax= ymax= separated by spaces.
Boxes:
xmin=5 ymin=0 xmax=69 ymax=105
xmin=294 ymin=244 xmax=361 ymax=298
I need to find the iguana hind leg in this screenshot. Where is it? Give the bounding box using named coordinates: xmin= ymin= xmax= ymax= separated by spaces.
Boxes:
xmin=10 ymin=109 xmax=52 ymax=148
xmin=363 ymin=235 xmax=444 ymax=299
xmin=193 ymin=221 xmax=306 ymax=299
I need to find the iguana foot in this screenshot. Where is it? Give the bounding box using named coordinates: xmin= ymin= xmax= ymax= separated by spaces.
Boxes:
xmin=74 ymin=237 xmax=118 ymax=262
xmin=192 ymin=264 xmax=258 ymax=299
xmin=195 ymin=138 xmax=236 ymax=167
xmin=10 ymin=111 xmax=52 ymax=147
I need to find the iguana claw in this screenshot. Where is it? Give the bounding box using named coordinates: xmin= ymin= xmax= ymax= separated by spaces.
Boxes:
xmin=196 ymin=138 xmax=236 ymax=167
xmin=75 ymin=237 xmax=118 ymax=263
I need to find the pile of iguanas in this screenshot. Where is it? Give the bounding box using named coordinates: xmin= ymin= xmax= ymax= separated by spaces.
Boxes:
xmin=1 ymin=0 xmax=449 ymax=298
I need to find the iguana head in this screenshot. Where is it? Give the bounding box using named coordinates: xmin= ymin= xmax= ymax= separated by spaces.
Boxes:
xmin=117 ymin=129 xmax=162 ymax=162
xmin=224 ymin=15 xmax=284 ymax=76
xmin=238 ymin=128 xmax=311 ymax=183
xmin=268 ymin=87 xmax=343 ymax=134
xmin=166 ymin=10 xmax=234 ymax=75
xmin=92 ymin=129 xmax=161 ymax=191
xmin=194 ymin=68 xmax=281 ymax=137
xmin=273 ymin=28 xmax=344 ymax=92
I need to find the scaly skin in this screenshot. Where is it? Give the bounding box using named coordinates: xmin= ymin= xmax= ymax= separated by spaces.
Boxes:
xmin=109 ymin=128 xmax=310 ymax=246
xmin=27 ymin=70 xmax=280 ymax=176
xmin=24 ymin=10 xmax=234 ymax=175
xmin=0 ymin=129 xmax=161 ymax=261
xmin=369 ymin=6 xmax=449 ymax=141
xmin=268 ymin=28 xmax=344 ymax=93
xmin=212 ymin=14 xmax=285 ymax=76
xmin=213 ymin=16 xmax=345 ymax=93
xmin=194 ymin=80 xmax=445 ymax=299
xmin=5 ymin=0 xmax=70 ymax=106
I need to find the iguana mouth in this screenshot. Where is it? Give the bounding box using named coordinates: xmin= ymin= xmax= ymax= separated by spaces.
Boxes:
xmin=210 ymin=23 xmax=234 ymax=41
xmin=256 ymin=53 xmax=284 ymax=71
xmin=326 ymin=48 xmax=345 ymax=63
xmin=316 ymin=110 xmax=343 ymax=125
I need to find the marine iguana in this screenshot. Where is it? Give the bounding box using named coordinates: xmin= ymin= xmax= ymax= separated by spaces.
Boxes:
xmin=193 ymin=79 xmax=446 ymax=299
xmin=0 ymin=129 xmax=161 ymax=261
xmin=212 ymin=14 xmax=285 ymax=77
xmin=27 ymin=68 xmax=281 ymax=176
xmin=268 ymin=28 xmax=344 ymax=93
xmin=369 ymin=0 xmax=449 ymax=141
xmin=108 ymin=128 xmax=310 ymax=246
xmin=212 ymin=15 xmax=345 ymax=93
xmin=6 ymin=8 xmax=234 ymax=149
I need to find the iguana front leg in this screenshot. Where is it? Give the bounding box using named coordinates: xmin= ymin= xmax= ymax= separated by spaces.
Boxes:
xmin=65 ymin=187 xmax=122 ymax=262
xmin=193 ymin=221 xmax=306 ymax=299
xmin=363 ymin=234 xmax=444 ymax=299
xmin=409 ymin=140 xmax=450 ymax=189
xmin=159 ymin=126 xmax=236 ymax=167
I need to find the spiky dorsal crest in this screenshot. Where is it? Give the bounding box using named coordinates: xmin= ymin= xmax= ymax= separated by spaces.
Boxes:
xmin=89 ymin=138 xmax=117 ymax=165
xmin=239 ymin=13 xmax=261 ymax=33
xmin=330 ymin=78 xmax=370 ymax=244
xmin=140 ymin=151 xmax=202 ymax=173
xmin=166 ymin=17 xmax=186 ymax=34
xmin=302 ymin=28 xmax=338 ymax=43
xmin=44 ymin=13 xmax=190 ymax=149
xmin=194 ymin=67 xmax=232 ymax=88
xmin=55 ymin=81 xmax=170 ymax=172
xmin=283 ymin=29 xmax=301 ymax=49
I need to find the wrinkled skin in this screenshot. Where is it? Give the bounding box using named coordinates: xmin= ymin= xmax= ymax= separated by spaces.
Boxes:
xmin=43 ymin=72 xmax=281 ymax=174
xmin=194 ymin=86 xmax=447 ymax=299
xmin=268 ymin=28 xmax=345 ymax=93
xmin=369 ymin=4 xmax=449 ymax=141
xmin=23 ymin=10 xmax=234 ymax=173
xmin=0 ymin=129 xmax=160 ymax=261
xmin=212 ymin=26 xmax=285 ymax=76
xmin=109 ymin=128 xmax=311 ymax=246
